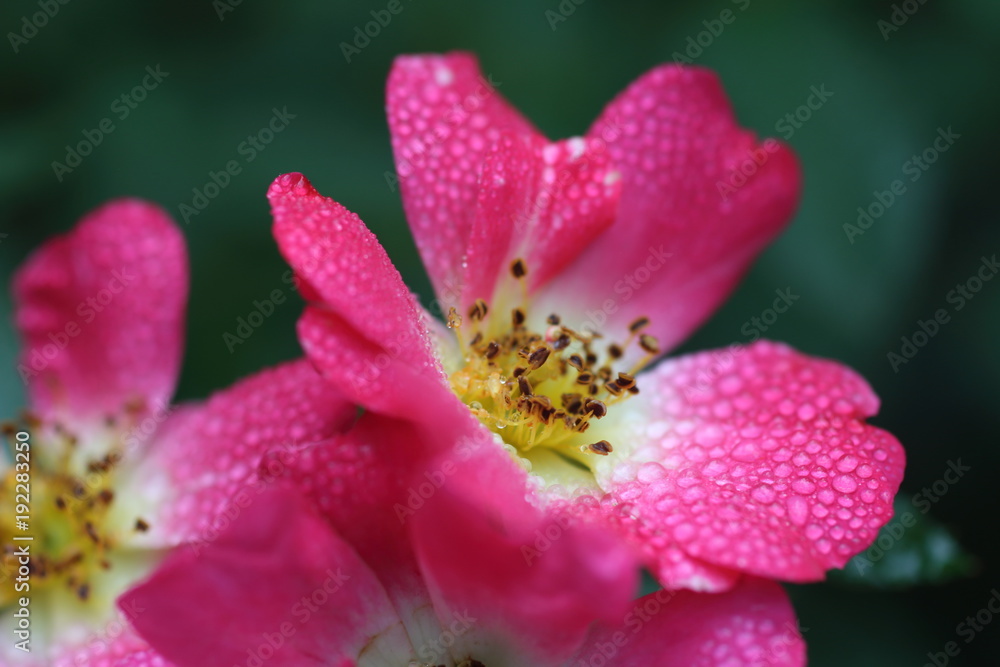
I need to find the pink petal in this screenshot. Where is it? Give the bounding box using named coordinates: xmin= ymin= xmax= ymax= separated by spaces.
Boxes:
xmin=122 ymin=487 xmax=411 ymax=666
xmin=124 ymin=359 xmax=354 ymax=546
xmin=269 ymin=172 xmax=437 ymax=375
xmin=26 ymin=624 xmax=156 ymax=667
xmin=538 ymin=65 xmax=801 ymax=354
xmin=411 ymin=445 xmax=637 ymax=664
xmin=257 ymin=412 xmax=473 ymax=649
xmin=13 ymin=199 xmax=187 ymax=427
xmin=596 ymin=340 xmax=905 ymax=588
xmin=296 ymin=306 xmax=457 ymax=422
xmin=518 ymin=135 xmax=621 ymax=293
xmin=459 ymin=131 xmax=541 ymax=311
xmin=387 ymin=52 xmax=542 ymax=302
xmin=111 ymin=649 xmax=175 ymax=667
xmin=110 ymin=649 xmax=175 ymax=667
xmin=576 ymin=578 xmax=804 ymax=666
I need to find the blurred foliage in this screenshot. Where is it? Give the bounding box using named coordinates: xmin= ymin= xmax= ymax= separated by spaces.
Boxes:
xmin=1 ymin=0 xmax=999 ymax=664
xmin=832 ymin=496 xmax=977 ymax=589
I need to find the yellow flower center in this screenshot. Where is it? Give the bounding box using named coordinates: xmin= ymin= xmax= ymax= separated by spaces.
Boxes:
xmin=1 ymin=417 xmax=153 ymax=614
xmin=447 ymin=259 xmax=658 ymax=471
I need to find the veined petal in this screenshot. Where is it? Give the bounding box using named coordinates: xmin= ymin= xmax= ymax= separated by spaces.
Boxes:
xmin=122 ymin=488 xmax=412 ymax=667
xmin=269 ymin=172 xmax=439 ymax=375
xmin=592 ymin=341 xmax=904 ymax=589
xmin=574 ymin=578 xmax=804 ymax=666
xmin=13 ymin=199 xmax=187 ymax=430
xmin=118 ymin=359 xmax=354 ymax=547
xmin=387 ymin=51 xmax=542 ymax=303
xmin=538 ymin=65 xmax=801 ymax=356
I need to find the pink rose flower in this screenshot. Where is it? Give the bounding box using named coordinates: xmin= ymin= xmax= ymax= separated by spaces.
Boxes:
xmin=1 ymin=200 xmax=353 ymax=665
xmin=122 ymin=405 xmax=805 ymax=666
xmin=269 ymin=50 xmax=905 ymax=594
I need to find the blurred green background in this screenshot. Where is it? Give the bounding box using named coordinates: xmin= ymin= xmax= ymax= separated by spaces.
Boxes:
xmin=2 ymin=0 xmax=998 ymax=664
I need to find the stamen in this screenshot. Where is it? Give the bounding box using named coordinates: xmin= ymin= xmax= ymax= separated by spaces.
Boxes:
xmin=583 ymin=399 xmax=607 ymax=418
xmin=510 ymin=259 xmax=527 ymax=279
xmin=629 ymin=317 xmax=650 ymax=333
xmin=527 ymin=346 xmax=551 ymax=370
xmin=468 ymin=299 xmax=489 ymax=322
xmin=587 ymin=440 xmax=613 ymax=455
xmin=447 ymin=307 xmax=463 ymax=329
xmin=446 ymin=294 xmax=650 ymax=462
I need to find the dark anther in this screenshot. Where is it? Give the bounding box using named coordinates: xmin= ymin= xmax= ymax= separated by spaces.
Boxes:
xmin=575 ymin=372 xmax=593 ymax=385
xmin=605 ymin=381 xmax=624 ymax=396
xmin=77 ymin=584 xmax=90 ymax=601
xmin=627 ymin=385 xmax=640 ymax=394
xmin=583 ymin=399 xmax=608 ymax=418
xmin=469 ymin=299 xmax=489 ymax=321
xmin=517 ymin=376 xmax=533 ymax=397
xmin=639 ymin=333 xmax=660 ymax=354
xmin=608 ymin=344 xmax=623 ymax=359
xmin=528 ymin=346 xmax=551 ymax=370
xmin=589 ymin=440 xmax=613 ymax=455
xmin=586 ymin=352 xmax=598 ymax=365
xmin=55 ymin=496 xmax=67 ymax=510
xmin=629 ymin=317 xmax=650 ymax=333
xmin=616 ymin=372 xmax=636 ymax=389
xmin=135 ymin=518 xmax=150 ymax=532
xmin=469 ymin=332 xmax=483 ymax=347
xmin=485 ymin=341 xmax=500 ymax=359
xmin=552 ymin=333 xmax=571 ymax=350
xmin=512 ymin=308 xmax=526 ymax=327
xmin=546 ymin=313 xmax=561 ymax=325
xmin=568 ymin=354 xmax=584 ymax=370
xmin=511 ymin=258 xmax=527 ymax=279
xmin=512 ymin=366 xmax=527 ymax=378
xmin=561 ymin=393 xmax=584 ymax=414
xmin=85 ymin=522 xmax=100 ymax=543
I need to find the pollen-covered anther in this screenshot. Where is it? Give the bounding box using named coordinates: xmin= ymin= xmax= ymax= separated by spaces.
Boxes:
xmin=587 ymin=440 xmax=614 ymax=455
xmin=639 ymin=333 xmax=660 ymax=355
xmin=447 ymin=307 xmax=462 ymax=329
xmin=629 ymin=317 xmax=650 ymax=333
xmin=445 ymin=268 xmax=652 ymax=459
xmin=583 ymin=399 xmax=607 ymax=418
xmin=1 ymin=435 xmax=122 ymax=607
xmin=527 ymin=346 xmax=551 ymax=370
xmin=468 ymin=299 xmax=489 ymax=322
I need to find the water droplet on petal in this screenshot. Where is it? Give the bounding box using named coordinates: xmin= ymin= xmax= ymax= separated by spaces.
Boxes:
xmin=833 ymin=475 xmax=858 ymax=493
